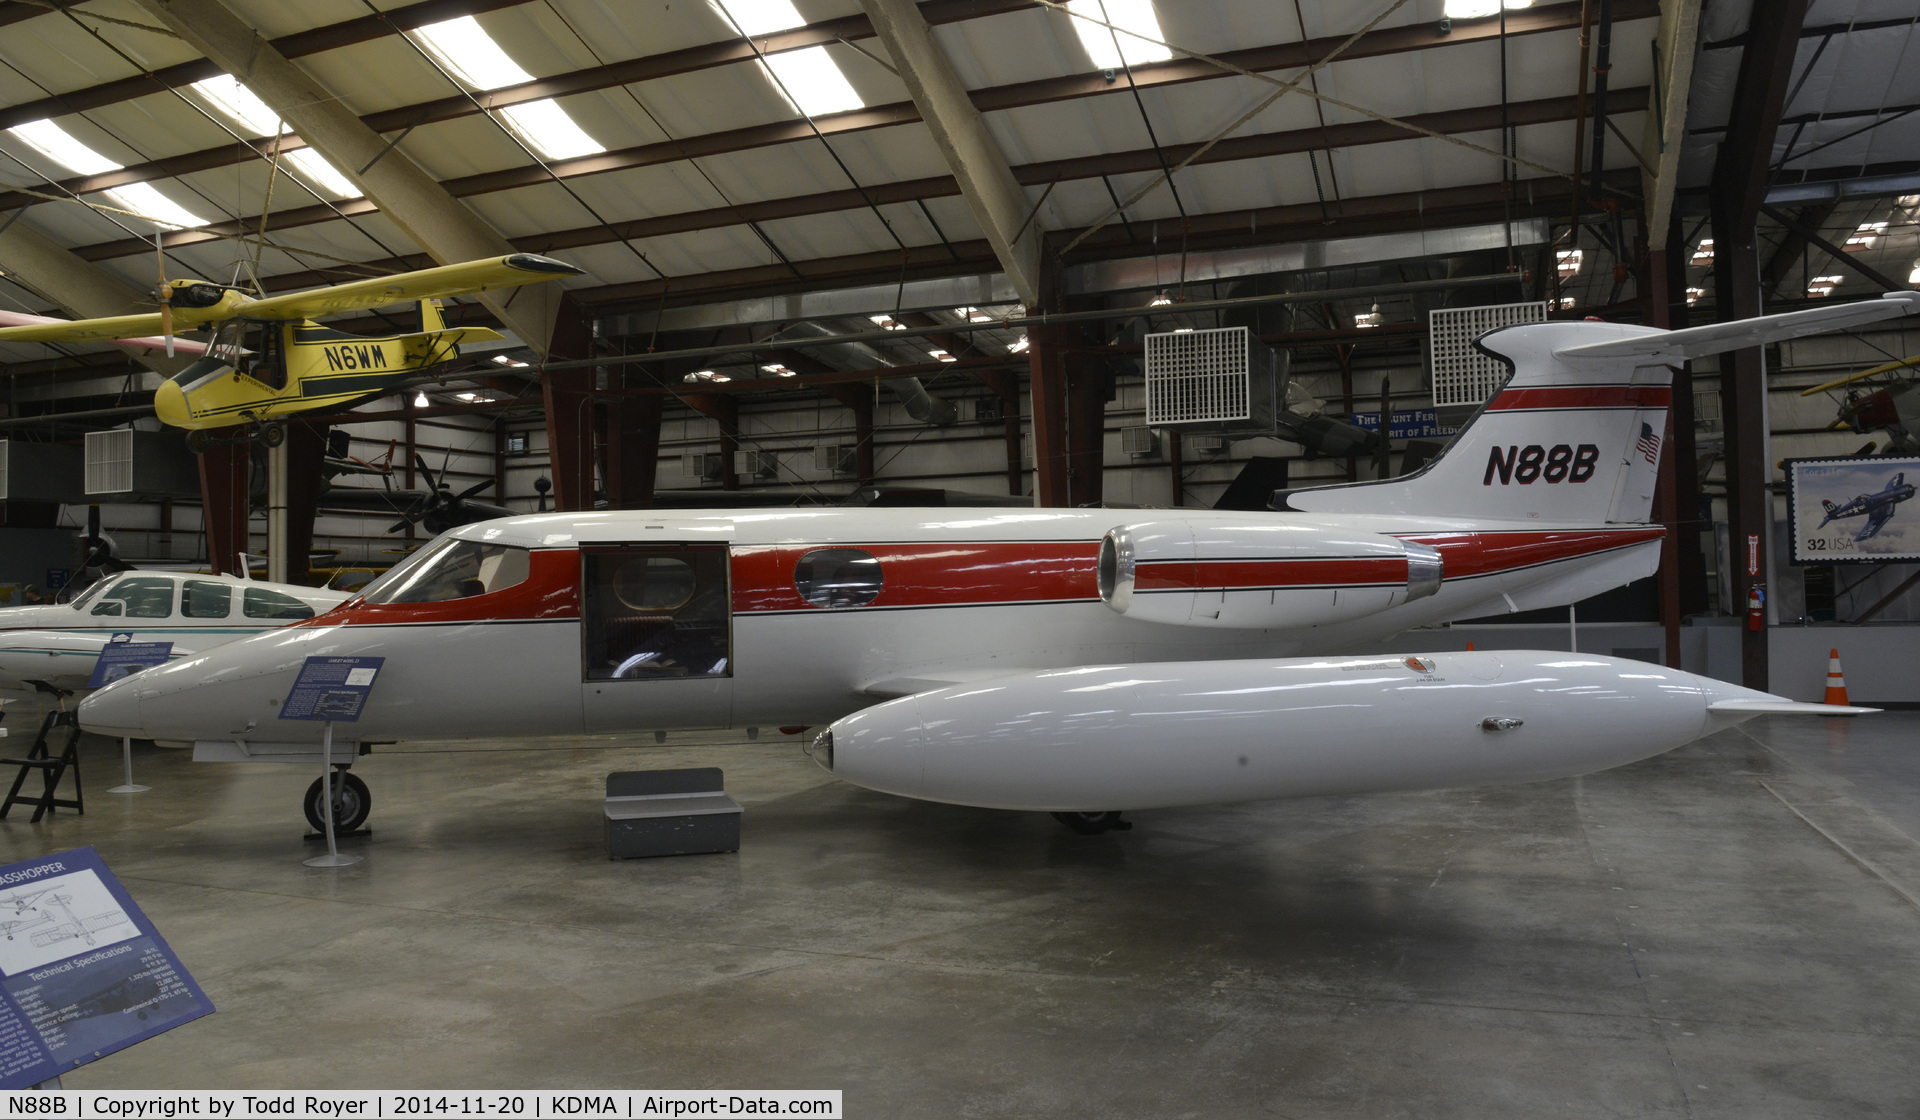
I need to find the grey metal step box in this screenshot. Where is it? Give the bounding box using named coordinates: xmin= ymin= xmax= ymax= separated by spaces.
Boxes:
xmin=604 ymin=767 xmax=741 ymax=858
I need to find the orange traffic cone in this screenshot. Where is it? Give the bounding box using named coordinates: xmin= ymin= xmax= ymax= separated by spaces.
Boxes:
xmin=1823 ymin=648 xmax=1850 ymax=706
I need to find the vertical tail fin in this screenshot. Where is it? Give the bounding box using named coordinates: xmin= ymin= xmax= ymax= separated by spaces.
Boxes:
xmin=419 ymin=298 xmax=445 ymax=333
xmin=1276 ymin=321 xmax=1671 ymax=524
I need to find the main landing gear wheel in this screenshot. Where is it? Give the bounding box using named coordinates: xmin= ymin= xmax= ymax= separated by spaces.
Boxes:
xmin=259 ymin=420 xmax=286 ymax=447
xmin=185 ymin=429 xmax=214 ymax=455
xmin=304 ymin=770 xmax=371 ymax=833
xmin=1051 ymin=811 xmax=1132 ymax=835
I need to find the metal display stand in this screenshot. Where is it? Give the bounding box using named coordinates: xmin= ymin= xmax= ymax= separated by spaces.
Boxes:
xmin=106 ymin=737 xmax=150 ymax=795
xmin=303 ymin=722 xmax=359 ymax=868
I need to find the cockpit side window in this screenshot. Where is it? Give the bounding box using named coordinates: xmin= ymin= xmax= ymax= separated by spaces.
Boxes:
xmin=360 ymin=539 xmax=531 ymax=604
xmin=99 ymin=576 xmax=176 ymax=618
xmin=181 ymin=579 xmax=233 ymax=618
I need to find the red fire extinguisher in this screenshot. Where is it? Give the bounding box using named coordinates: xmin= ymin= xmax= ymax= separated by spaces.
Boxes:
xmin=1747 ymin=586 xmax=1765 ymax=631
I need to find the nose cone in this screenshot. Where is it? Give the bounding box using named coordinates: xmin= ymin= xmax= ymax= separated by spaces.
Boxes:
xmin=79 ymin=678 xmax=145 ymax=738
xmin=154 ymin=378 xmax=191 ymax=428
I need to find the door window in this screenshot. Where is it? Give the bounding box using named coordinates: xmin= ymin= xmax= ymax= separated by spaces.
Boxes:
xmin=582 ymin=546 xmax=731 ymax=680
xmin=794 ymin=548 xmax=883 ymax=608
xmin=242 ymin=587 xmax=315 ymax=619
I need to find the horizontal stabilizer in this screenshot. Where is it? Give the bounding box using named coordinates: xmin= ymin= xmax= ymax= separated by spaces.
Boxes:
xmin=1707 ymin=699 xmax=1879 ymax=717
xmin=1554 ymin=291 xmax=1920 ymax=366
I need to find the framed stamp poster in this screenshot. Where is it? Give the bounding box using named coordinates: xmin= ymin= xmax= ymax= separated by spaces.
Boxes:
xmin=1785 ymin=456 xmax=1920 ymax=564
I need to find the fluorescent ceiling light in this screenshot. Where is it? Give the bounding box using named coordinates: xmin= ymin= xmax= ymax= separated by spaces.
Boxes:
xmin=1845 ymin=221 xmax=1887 ymax=250
xmin=191 ymin=75 xmax=359 ymax=197
xmin=1686 ymin=286 xmax=1704 ymax=305
xmin=1691 ymin=239 xmax=1714 ymax=266
xmin=1556 ymin=248 xmax=1582 ymax=277
xmin=1008 ymin=335 xmax=1029 ymax=354
xmin=929 ymin=349 xmax=955 ymax=362
xmin=1065 ymin=0 xmax=1172 ymax=70
xmin=870 ymin=314 xmax=905 ymax=330
xmin=414 ymin=16 xmax=604 ymax=161
xmin=1807 ymin=274 xmax=1843 ymax=297
xmin=9 ymin=119 xmax=119 ymax=175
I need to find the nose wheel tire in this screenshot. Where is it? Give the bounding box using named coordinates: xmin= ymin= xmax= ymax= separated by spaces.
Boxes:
xmin=1051 ymin=811 xmax=1131 ymax=835
xmin=304 ymin=771 xmax=371 ymax=834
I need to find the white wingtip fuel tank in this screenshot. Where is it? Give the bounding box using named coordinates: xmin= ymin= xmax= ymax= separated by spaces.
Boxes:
xmin=810 ymin=652 xmax=1875 ymax=812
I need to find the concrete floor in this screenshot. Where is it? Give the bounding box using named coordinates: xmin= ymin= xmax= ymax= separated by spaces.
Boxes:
xmin=2 ymin=704 xmax=1918 ymax=1117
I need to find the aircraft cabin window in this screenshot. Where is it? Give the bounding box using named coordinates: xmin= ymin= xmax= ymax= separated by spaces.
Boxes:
xmin=242 ymin=587 xmax=315 ymax=620
xmin=361 ymin=540 xmax=530 ymax=604
xmin=181 ymin=580 xmax=233 ymax=618
xmin=582 ymin=547 xmax=731 ymax=680
xmin=794 ymin=548 xmax=883 ymax=608
xmin=100 ymin=576 xmax=176 ymax=619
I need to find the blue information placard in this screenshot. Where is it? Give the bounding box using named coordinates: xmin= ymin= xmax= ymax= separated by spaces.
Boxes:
xmin=280 ymin=656 xmax=384 ymax=722
xmin=87 ymin=641 xmax=173 ymax=689
xmin=0 ymin=846 xmax=213 ymax=1089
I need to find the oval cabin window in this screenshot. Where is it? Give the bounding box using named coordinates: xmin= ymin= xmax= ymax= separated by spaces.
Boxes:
xmin=794 ymin=549 xmax=882 ymax=608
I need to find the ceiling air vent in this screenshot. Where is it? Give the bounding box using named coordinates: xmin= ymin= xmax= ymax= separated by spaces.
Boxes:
xmin=1144 ymin=326 xmax=1280 ymax=433
xmin=1428 ymin=301 xmax=1547 ymax=409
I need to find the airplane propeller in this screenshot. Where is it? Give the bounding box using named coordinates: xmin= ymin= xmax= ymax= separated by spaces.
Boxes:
xmin=386 ymin=451 xmax=503 ymax=534
xmin=153 ymin=236 xmax=174 ymax=358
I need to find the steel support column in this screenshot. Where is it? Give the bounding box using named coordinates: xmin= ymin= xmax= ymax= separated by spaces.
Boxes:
xmin=196 ymin=432 xmax=250 ymax=575
xmin=283 ymin=422 xmax=327 ymax=586
xmin=542 ymin=299 xmax=596 ymax=511
xmin=1027 ymin=321 xmax=1070 ymax=507
xmin=1709 ymin=0 xmax=1806 ymax=689
xmin=1645 ymin=245 xmax=1683 ymax=667
xmin=604 ymin=396 xmax=664 ymax=508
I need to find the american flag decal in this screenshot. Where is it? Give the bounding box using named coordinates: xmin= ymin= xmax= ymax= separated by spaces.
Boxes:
xmin=1637 ymin=422 xmax=1660 ymax=464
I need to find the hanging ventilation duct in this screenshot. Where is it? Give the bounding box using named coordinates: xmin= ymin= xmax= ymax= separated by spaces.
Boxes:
xmin=1144 ymin=326 xmax=1282 ymax=433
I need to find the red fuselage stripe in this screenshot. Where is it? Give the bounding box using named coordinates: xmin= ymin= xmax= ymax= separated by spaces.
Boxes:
xmin=1485 ymin=385 xmax=1671 ymax=411
xmin=303 ymin=528 xmax=1666 ymax=626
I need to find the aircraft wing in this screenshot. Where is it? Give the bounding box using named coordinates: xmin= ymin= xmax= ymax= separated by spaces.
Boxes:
xmin=0 ymin=312 xmax=169 ymax=345
xmin=1861 ymin=504 xmax=1897 ymax=540
xmin=239 ymin=254 xmax=582 ymax=322
xmin=860 ymin=667 xmax=1035 ymax=698
xmin=1555 ymin=291 xmax=1920 ymax=365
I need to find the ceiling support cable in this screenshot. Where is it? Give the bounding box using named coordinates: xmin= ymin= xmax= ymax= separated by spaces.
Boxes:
xmin=1055 ymin=0 xmax=1460 ymax=257
xmin=37 ymin=10 xmax=423 ymax=289
xmin=713 ymin=7 xmax=911 ymax=256
xmin=358 ymin=0 xmax=667 ymax=281
xmin=1290 ymin=0 xmax=1344 ymax=221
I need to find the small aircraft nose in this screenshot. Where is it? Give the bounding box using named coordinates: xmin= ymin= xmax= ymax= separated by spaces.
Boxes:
xmin=154 ymin=378 xmax=190 ymax=427
xmin=78 ymin=679 xmax=145 ymax=739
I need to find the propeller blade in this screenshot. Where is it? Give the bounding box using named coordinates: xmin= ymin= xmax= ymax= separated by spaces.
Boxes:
xmin=412 ymin=451 xmax=437 ymax=494
xmin=386 ymin=516 xmax=417 ymax=534
xmin=455 ymin=479 xmax=494 ymax=502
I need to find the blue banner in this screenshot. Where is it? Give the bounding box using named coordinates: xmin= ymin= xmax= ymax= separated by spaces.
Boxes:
xmin=0 ymin=847 xmax=213 ymax=1089
xmin=1348 ymin=408 xmax=1456 ymax=441
xmin=280 ymin=656 xmax=385 ymax=722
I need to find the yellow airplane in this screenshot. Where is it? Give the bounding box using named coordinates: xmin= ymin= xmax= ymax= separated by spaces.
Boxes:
xmin=0 ymin=253 xmax=581 ymax=449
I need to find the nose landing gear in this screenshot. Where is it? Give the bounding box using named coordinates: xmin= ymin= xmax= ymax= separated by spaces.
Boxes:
xmin=304 ymin=768 xmax=371 ymax=834
xmin=1051 ymin=811 xmax=1131 ymax=835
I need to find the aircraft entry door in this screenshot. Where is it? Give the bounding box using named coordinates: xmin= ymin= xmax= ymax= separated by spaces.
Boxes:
xmin=580 ymin=543 xmax=734 ymax=734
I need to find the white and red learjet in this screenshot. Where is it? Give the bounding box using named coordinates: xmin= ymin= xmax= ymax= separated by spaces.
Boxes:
xmin=80 ymin=294 xmax=1918 ymax=835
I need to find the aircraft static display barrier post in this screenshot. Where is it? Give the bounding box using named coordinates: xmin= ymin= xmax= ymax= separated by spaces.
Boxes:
xmin=0 ymin=846 xmax=214 ymax=1089
xmin=89 ymin=639 xmax=170 ymax=795
xmin=279 ymin=656 xmax=384 ymax=868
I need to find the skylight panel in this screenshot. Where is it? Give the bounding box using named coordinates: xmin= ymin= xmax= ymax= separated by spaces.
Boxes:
xmin=497 ymin=100 xmax=606 ymax=161
xmin=7 ymin=120 xmax=206 ymax=228
xmin=414 ymin=16 xmax=535 ymax=90
xmin=413 ymin=17 xmax=604 ymax=161
xmin=712 ymin=0 xmax=805 ymax=36
xmin=761 ymin=48 xmax=865 ymax=117
xmin=107 ymin=182 xmax=207 ymax=230
xmin=1065 ymin=0 xmax=1173 ymax=70
xmin=1443 ymin=0 xmax=1533 ymax=18
xmin=191 ymin=75 xmax=360 ymax=198
xmin=710 ymin=0 xmax=865 ymax=117
xmin=9 ymin=119 xmax=120 ymax=176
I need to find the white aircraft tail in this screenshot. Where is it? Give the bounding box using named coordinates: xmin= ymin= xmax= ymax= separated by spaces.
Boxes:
xmin=1277 ymin=292 xmax=1920 ymax=525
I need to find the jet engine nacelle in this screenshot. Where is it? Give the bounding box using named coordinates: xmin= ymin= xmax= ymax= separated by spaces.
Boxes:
xmin=1096 ymin=518 xmax=1442 ymax=628
xmin=814 ymin=652 xmax=1859 ymax=813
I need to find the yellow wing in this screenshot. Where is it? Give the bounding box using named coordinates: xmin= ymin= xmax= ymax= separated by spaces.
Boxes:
xmin=0 ymin=312 xmax=168 ymax=344
xmin=241 ymin=254 xmax=581 ymax=321
xmin=1799 ymin=353 xmax=1920 ymax=396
